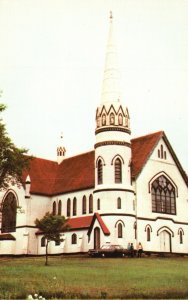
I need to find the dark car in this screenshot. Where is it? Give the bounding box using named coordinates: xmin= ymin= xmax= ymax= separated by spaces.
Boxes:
xmin=88 ymin=244 xmax=129 ymax=257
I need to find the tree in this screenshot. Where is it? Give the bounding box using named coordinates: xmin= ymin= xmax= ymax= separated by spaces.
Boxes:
xmin=35 ymin=212 xmax=68 ymax=266
xmin=0 ymin=103 xmax=30 ymax=189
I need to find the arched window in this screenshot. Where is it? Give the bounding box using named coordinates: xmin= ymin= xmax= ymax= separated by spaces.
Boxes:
xmin=97 ymin=116 xmax=100 ymax=127
xmin=115 ymin=158 xmax=122 ymax=183
xmin=98 ymin=159 xmax=103 ymax=185
xmin=102 ymin=114 xmax=106 ymax=126
xmin=134 ymin=222 xmax=137 ymax=240
xmin=147 ymin=227 xmax=151 ymax=241
xmin=72 ymin=233 xmax=77 ymax=244
xmin=125 ymin=115 xmax=128 ymax=127
xmin=180 ymin=231 xmax=183 ymax=244
xmin=73 ymin=197 xmax=77 ymax=216
xmin=52 ymin=201 xmax=56 ymax=215
xmin=67 ymin=198 xmax=71 ymax=217
xmin=110 ymin=113 xmax=115 ymax=125
xmin=58 ymin=200 xmax=62 ymax=215
xmin=118 ymin=114 xmax=123 ymax=125
xmin=82 ymin=196 xmax=87 ymax=214
xmin=161 ymin=145 xmax=164 ymax=159
xmin=151 ymin=175 xmax=176 ymax=214
xmin=178 ymin=228 xmax=184 ymax=244
xmin=97 ymin=198 xmax=100 ymax=210
xmin=89 ymin=194 xmax=93 ymax=213
xmin=118 ymin=223 xmax=123 ymax=238
xmin=2 ymin=192 xmax=17 ymax=233
xmin=41 ymin=236 xmax=46 ymax=247
xmin=117 ymin=197 xmax=121 ymax=209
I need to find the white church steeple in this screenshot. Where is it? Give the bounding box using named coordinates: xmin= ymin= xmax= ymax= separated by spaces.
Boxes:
xmin=96 ymin=12 xmax=130 ymax=131
xmin=101 ymin=11 xmax=121 ymax=105
xmin=94 ymin=12 xmax=133 ymax=203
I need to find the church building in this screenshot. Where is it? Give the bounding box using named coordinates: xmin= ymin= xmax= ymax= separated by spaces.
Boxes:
xmin=0 ymin=14 xmax=188 ymax=256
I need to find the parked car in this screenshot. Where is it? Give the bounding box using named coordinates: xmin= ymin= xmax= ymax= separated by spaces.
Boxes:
xmin=88 ymin=244 xmax=129 ymax=257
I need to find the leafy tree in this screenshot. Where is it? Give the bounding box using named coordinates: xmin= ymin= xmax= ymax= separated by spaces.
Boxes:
xmin=0 ymin=103 xmax=30 ymax=189
xmin=35 ymin=212 xmax=68 ymax=266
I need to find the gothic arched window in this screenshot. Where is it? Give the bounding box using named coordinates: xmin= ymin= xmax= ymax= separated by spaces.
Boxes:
xmin=180 ymin=230 xmax=183 ymax=244
xmin=72 ymin=233 xmax=77 ymax=244
xmin=147 ymin=227 xmax=151 ymax=241
xmin=2 ymin=192 xmax=17 ymax=233
xmin=118 ymin=223 xmax=123 ymax=238
xmin=115 ymin=158 xmax=122 ymax=183
xmin=117 ymin=197 xmax=121 ymax=209
xmin=178 ymin=228 xmax=184 ymax=244
xmin=151 ymin=175 xmax=176 ymax=214
xmin=82 ymin=196 xmax=87 ymax=214
xmin=98 ymin=159 xmax=103 ymax=185
xmin=67 ymin=198 xmax=71 ymax=217
xmin=102 ymin=114 xmax=106 ymax=126
xmin=52 ymin=201 xmax=56 ymax=215
xmin=110 ymin=113 xmax=115 ymax=125
xmin=41 ymin=236 xmax=46 ymax=247
xmin=97 ymin=198 xmax=100 ymax=210
xmin=97 ymin=116 xmax=100 ymax=127
xmin=118 ymin=114 xmax=123 ymax=125
xmin=58 ymin=200 xmax=62 ymax=215
xmin=89 ymin=194 xmax=93 ymax=213
xmin=73 ymin=197 xmax=77 ymax=216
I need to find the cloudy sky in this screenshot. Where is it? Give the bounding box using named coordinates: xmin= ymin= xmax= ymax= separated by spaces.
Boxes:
xmin=0 ymin=0 xmax=188 ymax=172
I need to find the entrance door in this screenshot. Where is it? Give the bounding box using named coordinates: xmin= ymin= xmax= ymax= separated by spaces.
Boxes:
xmin=160 ymin=230 xmax=171 ymax=252
xmin=94 ymin=227 xmax=100 ymax=249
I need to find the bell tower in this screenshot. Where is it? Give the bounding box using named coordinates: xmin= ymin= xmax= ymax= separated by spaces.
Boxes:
xmin=94 ymin=13 xmax=134 ymax=214
xmin=57 ymin=132 xmax=66 ymax=165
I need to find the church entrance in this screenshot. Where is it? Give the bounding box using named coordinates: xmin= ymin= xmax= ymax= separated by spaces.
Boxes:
xmin=159 ymin=230 xmax=171 ymax=252
xmin=94 ymin=227 xmax=100 ymax=249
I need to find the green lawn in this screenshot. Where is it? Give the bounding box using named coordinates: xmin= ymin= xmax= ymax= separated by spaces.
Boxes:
xmin=0 ymin=255 xmax=188 ymax=299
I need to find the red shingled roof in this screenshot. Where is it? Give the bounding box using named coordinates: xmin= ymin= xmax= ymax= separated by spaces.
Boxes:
xmin=22 ymin=151 xmax=94 ymax=196
xmin=131 ymin=131 xmax=163 ymax=178
xmin=36 ymin=214 xmax=110 ymax=236
xmin=22 ymin=157 xmax=58 ymax=196
xmin=66 ymin=215 xmax=93 ymax=230
xmin=52 ymin=151 xmax=95 ymax=195
xmin=88 ymin=213 xmax=110 ymax=236
xmin=22 ymin=131 xmax=187 ymax=195
xmin=66 ymin=213 xmax=110 ymax=235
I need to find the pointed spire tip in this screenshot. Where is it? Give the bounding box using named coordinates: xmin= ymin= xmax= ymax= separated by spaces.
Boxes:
xmin=110 ymin=11 xmax=113 ymax=20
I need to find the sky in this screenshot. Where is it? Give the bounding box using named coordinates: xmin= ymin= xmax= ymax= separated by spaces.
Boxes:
xmin=0 ymin=0 xmax=188 ymax=172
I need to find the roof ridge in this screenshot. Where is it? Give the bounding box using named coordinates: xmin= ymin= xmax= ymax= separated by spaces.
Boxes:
xmin=131 ymin=130 xmax=163 ymax=142
xmin=61 ymin=150 xmax=94 ymax=163
xmin=32 ymin=156 xmax=57 ymax=164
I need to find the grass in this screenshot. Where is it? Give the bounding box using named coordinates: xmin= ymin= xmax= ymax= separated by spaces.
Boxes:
xmin=0 ymin=255 xmax=188 ymax=299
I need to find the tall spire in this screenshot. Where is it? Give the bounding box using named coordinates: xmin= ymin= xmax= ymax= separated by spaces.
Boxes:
xmin=101 ymin=12 xmax=121 ymax=104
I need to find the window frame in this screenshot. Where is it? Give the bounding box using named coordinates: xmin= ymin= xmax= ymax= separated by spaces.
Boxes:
xmin=52 ymin=201 xmax=56 ymax=215
xmin=117 ymin=197 xmax=121 ymax=209
xmin=97 ymin=198 xmax=100 ymax=210
xmin=82 ymin=196 xmax=87 ymax=215
xmin=151 ymin=175 xmax=176 ymax=215
xmin=97 ymin=159 xmax=103 ymax=185
xmin=67 ymin=198 xmax=71 ymax=217
xmin=58 ymin=200 xmax=62 ymax=215
xmin=117 ymin=223 xmax=123 ymax=238
xmin=71 ymin=233 xmax=77 ymax=244
xmin=1 ymin=192 xmax=17 ymax=233
xmin=115 ymin=158 xmax=122 ymax=183
xmin=73 ymin=197 xmax=77 ymax=216
xmin=89 ymin=194 xmax=93 ymax=214
xmin=41 ymin=236 xmax=46 ymax=247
